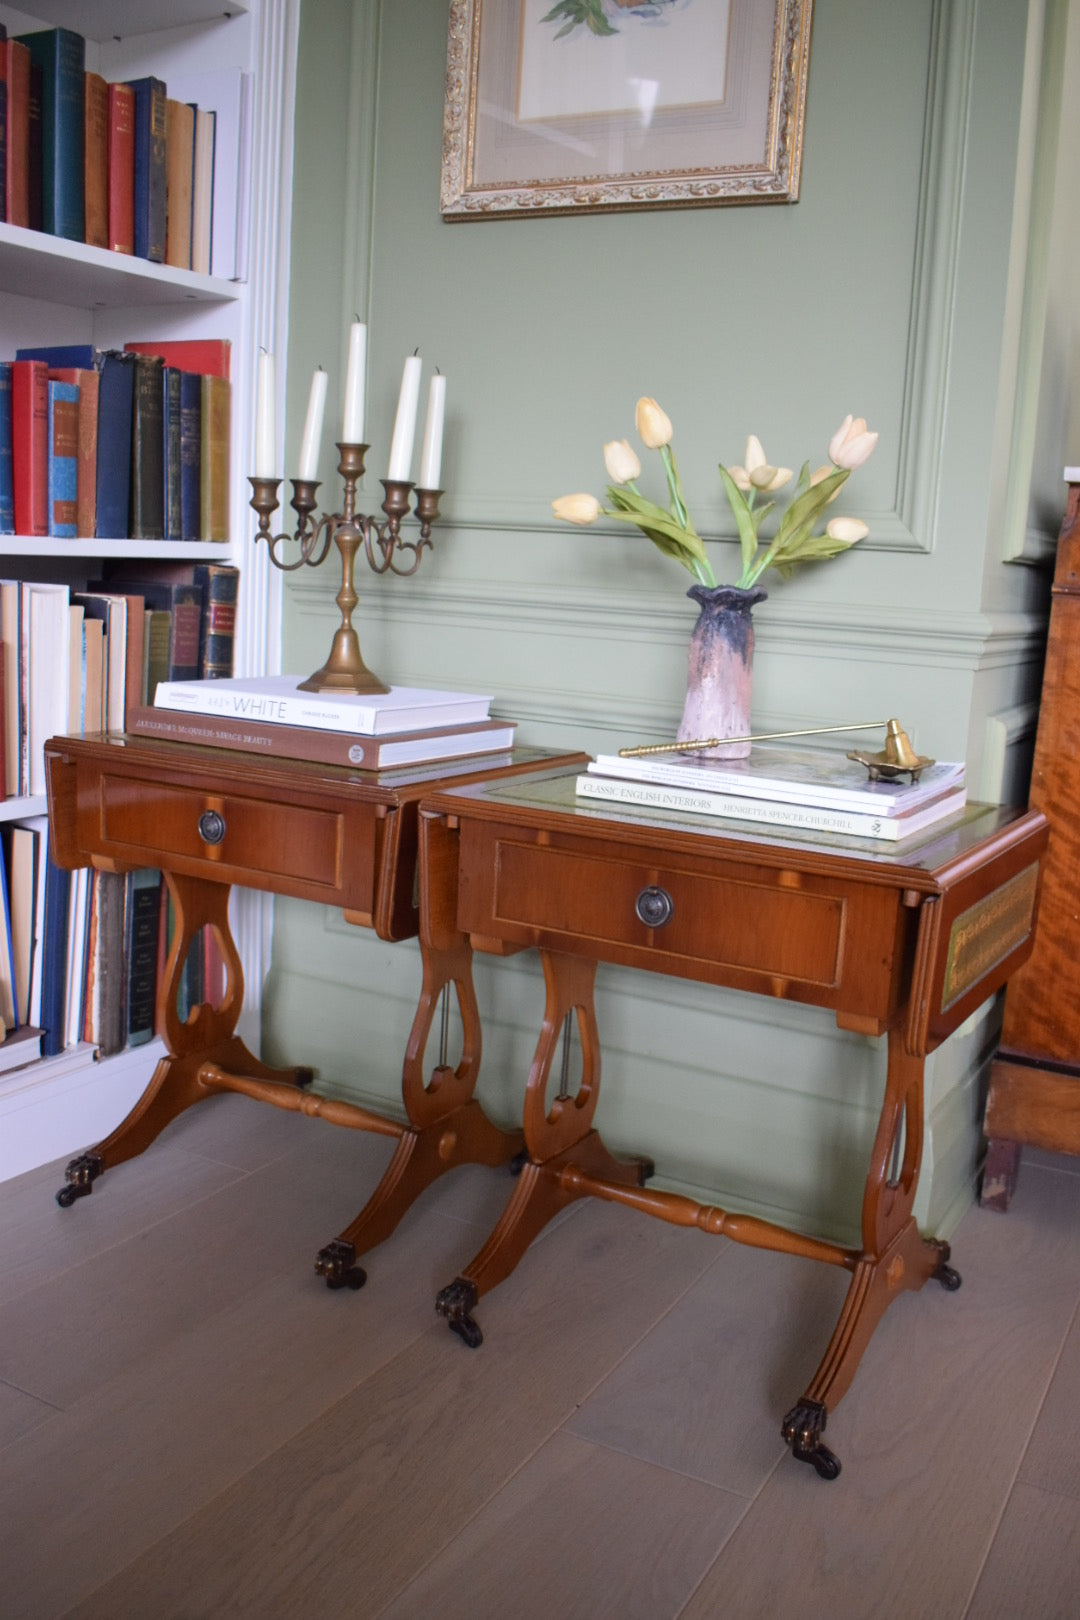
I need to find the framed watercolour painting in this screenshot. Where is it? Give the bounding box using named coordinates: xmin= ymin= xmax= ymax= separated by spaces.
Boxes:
xmin=441 ymin=0 xmax=813 ymax=220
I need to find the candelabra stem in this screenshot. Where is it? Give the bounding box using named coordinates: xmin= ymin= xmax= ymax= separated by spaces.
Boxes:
xmin=296 ymin=526 xmax=390 ymax=695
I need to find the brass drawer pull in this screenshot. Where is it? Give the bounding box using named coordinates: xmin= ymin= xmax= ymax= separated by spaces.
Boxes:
xmin=198 ymin=809 xmax=226 ymax=846
xmin=635 ymin=885 xmax=673 ymax=928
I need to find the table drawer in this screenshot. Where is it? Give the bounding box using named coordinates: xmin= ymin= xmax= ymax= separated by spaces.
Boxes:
xmin=99 ymin=772 xmax=344 ymax=888
xmin=458 ymin=821 xmax=908 ymax=1016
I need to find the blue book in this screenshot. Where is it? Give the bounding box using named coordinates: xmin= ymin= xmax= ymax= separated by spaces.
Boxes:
xmin=16 ymin=344 xmax=97 ymax=369
xmin=0 ymin=362 xmax=13 ymax=534
xmin=47 ymin=379 xmax=78 ymax=537
xmin=16 ymin=27 xmax=85 ymax=241
xmin=126 ymin=868 xmax=162 ymax=1047
xmin=179 ymin=370 xmax=201 ymax=541
xmin=39 ymin=850 xmax=71 ymax=1057
xmin=128 ymin=76 xmax=166 ymax=263
xmin=94 ymin=351 xmax=134 ymax=539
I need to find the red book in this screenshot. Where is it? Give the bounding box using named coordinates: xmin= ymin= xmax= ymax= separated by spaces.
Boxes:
xmin=5 ymin=41 xmax=30 ymax=228
xmin=124 ymin=339 xmax=231 ymax=380
xmin=107 ymin=81 xmax=135 ymax=255
xmin=49 ymin=367 xmax=99 ymax=537
xmin=84 ymin=70 xmax=108 ymax=249
xmin=11 ymin=360 xmax=48 ymax=537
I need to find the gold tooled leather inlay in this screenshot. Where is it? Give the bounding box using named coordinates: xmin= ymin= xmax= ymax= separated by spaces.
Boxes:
xmin=941 ymin=863 xmax=1038 ymax=1011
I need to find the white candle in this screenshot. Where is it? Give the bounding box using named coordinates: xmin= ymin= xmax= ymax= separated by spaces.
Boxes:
xmin=254 ymin=348 xmax=276 ymax=477
xmin=342 ymin=320 xmax=367 ymax=444
xmin=419 ymin=372 xmax=446 ymax=489
xmin=387 ymin=354 xmax=422 ymax=482
xmin=297 ymin=367 xmax=327 ymax=480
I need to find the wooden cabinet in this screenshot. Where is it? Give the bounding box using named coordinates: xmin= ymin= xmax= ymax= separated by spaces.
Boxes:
xmin=982 ymin=478 xmax=1080 ymax=1207
xmin=0 ymin=0 xmax=298 ymax=1180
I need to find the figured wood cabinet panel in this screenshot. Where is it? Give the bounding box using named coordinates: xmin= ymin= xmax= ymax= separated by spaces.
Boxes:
xmin=984 ymin=480 xmax=1080 ymax=1203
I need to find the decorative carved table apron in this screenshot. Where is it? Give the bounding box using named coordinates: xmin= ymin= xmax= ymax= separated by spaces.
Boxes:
xmin=44 ymin=732 xmax=585 ymax=1290
xmin=414 ymin=767 xmax=1047 ymax=1478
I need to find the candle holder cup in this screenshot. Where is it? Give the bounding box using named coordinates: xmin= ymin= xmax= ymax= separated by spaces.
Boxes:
xmin=249 ymin=442 xmax=443 ymax=695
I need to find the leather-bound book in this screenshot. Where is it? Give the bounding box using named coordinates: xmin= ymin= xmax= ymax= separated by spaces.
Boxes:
xmin=164 ymin=97 xmax=193 ymax=269
xmin=83 ymin=68 xmax=107 ymax=248
xmin=106 ymin=80 xmax=134 ymax=253
xmin=128 ymin=351 xmax=164 ymax=540
xmin=200 ymin=374 xmax=230 ymax=541
xmin=11 ymin=359 xmax=48 ymax=536
xmin=5 ymin=39 xmax=30 ymax=228
xmin=127 ymin=75 xmax=166 ymax=262
xmin=17 ymin=26 xmax=85 ymax=240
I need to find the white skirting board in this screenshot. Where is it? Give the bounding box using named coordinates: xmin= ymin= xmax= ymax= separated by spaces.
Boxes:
xmin=0 ymin=1041 xmax=164 ymax=1185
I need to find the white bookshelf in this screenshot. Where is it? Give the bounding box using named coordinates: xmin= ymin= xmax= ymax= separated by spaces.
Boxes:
xmin=0 ymin=0 xmax=299 ymax=1180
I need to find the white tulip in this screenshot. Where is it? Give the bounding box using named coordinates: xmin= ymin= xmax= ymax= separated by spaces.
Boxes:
xmin=727 ymin=465 xmax=752 ymax=492
xmin=552 ymin=493 xmax=602 ymax=525
xmin=603 ymin=439 xmax=641 ymax=485
xmin=825 ymin=516 xmax=869 ymax=543
xmin=743 ymin=434 xmax=767 ymax=473
xmin=635 ymin=397 xmax=673 ymax=450
xmin=828 ymin=415 xmax=879 ymax=471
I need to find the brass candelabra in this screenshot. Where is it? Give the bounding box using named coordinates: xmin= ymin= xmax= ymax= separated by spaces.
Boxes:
xmin=249 ymin=441 xmax=443 ymax=695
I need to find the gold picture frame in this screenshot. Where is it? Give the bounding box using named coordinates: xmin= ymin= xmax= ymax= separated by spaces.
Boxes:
xmin=441 ymin=0 xmax=813 ymax=221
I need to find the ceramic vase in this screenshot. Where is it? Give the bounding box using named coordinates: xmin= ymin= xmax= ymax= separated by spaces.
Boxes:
xmin=675 ymin=583 xmax=768 ymax=759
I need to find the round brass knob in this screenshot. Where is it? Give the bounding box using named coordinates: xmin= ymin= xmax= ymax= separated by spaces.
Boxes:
xmin=197 ymin=809 xmax=226 ymax=845
xmin=635 ymin=885 xmax=673 ymax=928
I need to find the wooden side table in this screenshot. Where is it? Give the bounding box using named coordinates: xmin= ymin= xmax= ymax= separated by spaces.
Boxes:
xmin=43 ymin=732 xmax=585 ymax=1290
xmin=982 ymin=478 xmax=1080 ymax=1208
xmin=414 ymin=767 xmax=1047 ymax=1477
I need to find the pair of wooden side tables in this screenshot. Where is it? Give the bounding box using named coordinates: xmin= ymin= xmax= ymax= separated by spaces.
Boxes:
xmin=44 ymin=732 xmax=1047 ymax=1478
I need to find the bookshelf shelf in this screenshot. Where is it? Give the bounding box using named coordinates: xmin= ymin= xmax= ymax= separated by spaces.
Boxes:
xmin=0 ymin=794 xmax=46 ymax=822
xmin=0 ymin=225 xmax=243 ymax=310
xmin=0 ymin=536 xmax=234 ymax=559
xmin=5 ymin=1 xmax=250 ymax=41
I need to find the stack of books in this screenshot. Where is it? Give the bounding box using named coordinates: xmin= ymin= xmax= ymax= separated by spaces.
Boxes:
xmin=576 ymin=743 xmax=968 ymax=842
xmin=1 ymin=24 xmax=252 ymax=279
xmin=0 ymin=338 xmax=230 ymax=542
xmin=144 ymin=675 xmax=517 ymax=773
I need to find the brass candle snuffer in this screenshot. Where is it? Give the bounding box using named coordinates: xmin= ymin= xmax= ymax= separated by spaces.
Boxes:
xmin=620 ymin=717 xmax=935 ymax=783
xmin=248 ymin=446 xmax=443 ymax=697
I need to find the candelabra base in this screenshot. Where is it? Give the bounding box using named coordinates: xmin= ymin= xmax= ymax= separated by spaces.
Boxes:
xmin=296 ymin=628 xmax=390 ymax=696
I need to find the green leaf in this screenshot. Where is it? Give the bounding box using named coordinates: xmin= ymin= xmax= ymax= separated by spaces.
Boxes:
xmin=771 ymin=469 xmax=848 ymax=557
xmin=717 ymin=465 xmax=759 ymax=576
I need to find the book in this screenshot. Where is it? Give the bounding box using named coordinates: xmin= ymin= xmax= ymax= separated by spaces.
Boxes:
xmin=152 ymin=675 xmax=494 ymax=736
xmin=0 ymin=580 xmax=18 ymax=792
xmin=49 ymin=365 xmax=98 ymax=537
xmin=25 ymin=582 xmax=70 ymax=793
xmin=0 ymin=635 xmax=5 ymax=800
xmin=24 ymin=814 xmax=49 ymax=1028
xmin=142 ymin=607 xmax=170 ymax=705
xmin=164 ymin=96 xmax=194 ymax=269
xmin=0 ymin=26 xmax=6 ymax=227
xmin=63 ymin=863 xmax=90 ymax=1049
xmin=67 ymin=601 xmax=83 ymax=730
xmin=95 ymin=350 xmax=134 ymax=538
xmin=17 ymin=26 xmax=85 ymax=241
xmin=190 ymin=104 xmax=215 ymax=275
xmin=124 ymin=338 xmax=231 ymax=379
xmin=0 ymin=360 xmax=12 ymax=532
xmin=165 ymin=68 xmax=251 ymax=280
xmin=38 ymin=842 xmax=71 ymax=1057
xmin=82 ymin=867 xmax=124 ymax=1054
xmin=15 ymin=342 xmax=96 ymax=368
xmin=26 ymin=58 xmax=41 ymax=231
xmin=46 ymin=378 xmax=78 ymax=536
xmin=0 ymin=830 xmax=16 ymax=1031
xmin=82 ymin=612 xmax=104 ymax=731
xmin=83 ymin=68 xmax=107 ymax=248
xmin=4 ymin=822 xmax=39 ymax=1025
xmin=11 ymin=358 xmax=48 ymax=536
xmin=5 ymin=38 xmax=29 ymax=229
xmin=127 ymin=75 xmax=166 ymax=262
xmin=101 ymin=572 xmax=201 ymax=683
xmin=106 ymin=79 xmax=134 ymax=254
xmin=127 ymin=706 xmax=518 ymax=768
xmin=192 ymin=561 xmax=239 ymax=678
xmin=200 ymin=373 xmax=230 ymax=540
xmin=73 ymin=591 xmax=127 ymax=732
xmin=126 ymin=867 xmax=162 ymax=1047
xmin=575 ymin=772 xmax=969 ymax=842
xmin=587 ymin=744 xmax=966 ymax=816
xmin=129 ymin=351 xmax=164 ymax=539
xmin=163 ymin=366 xmax=182 ymax=539
xmin=179 ymin=370 xmax=201 ymax=541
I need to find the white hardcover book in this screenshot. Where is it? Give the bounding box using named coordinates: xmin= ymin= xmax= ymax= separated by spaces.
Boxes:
xmin=575 ymin=773 xmax=969 ymax=842
xmin=590 ymin=742 xmax=965 ymax=815
xmin=26 ymin=583 xmax=71 ymax=796
xmin=153 ymin=675 xmax=494 ymax=736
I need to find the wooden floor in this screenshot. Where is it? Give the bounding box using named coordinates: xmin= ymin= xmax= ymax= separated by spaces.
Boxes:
xmin=2 ymin=1095 xmax=1080 ymax=1619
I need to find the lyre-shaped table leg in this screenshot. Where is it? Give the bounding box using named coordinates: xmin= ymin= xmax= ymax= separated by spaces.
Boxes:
xmin=57 ymin=870 xmax=311 ymax=1207
xmin=434 ymin=948 xmax=651 ymax=1346
xmin=314 ymin=809 xmax=524 ymax=1289
xmin=780 ymin=1031 xmax=961 ymax=1478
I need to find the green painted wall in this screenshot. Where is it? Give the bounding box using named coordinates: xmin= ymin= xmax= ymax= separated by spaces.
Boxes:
xmin=265 ymin=0 xmax=1061 ymax=1245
